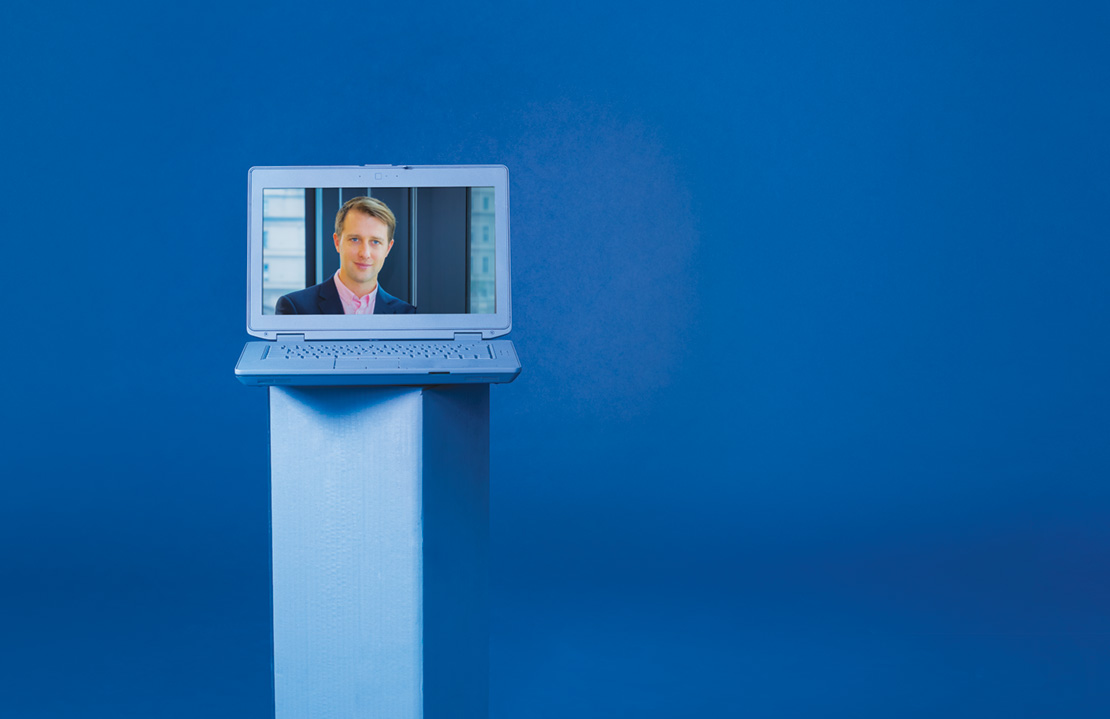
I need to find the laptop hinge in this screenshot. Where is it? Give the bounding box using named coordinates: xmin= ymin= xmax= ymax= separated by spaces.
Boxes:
xmin=453 ymin=332 xmax=483 ymax=342
xmin=276 ymin=333 xmax=306 ymax=342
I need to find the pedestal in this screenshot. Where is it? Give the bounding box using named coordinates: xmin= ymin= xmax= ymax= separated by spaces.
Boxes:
xmin=268 ymin=385 xmax=489 ymax=719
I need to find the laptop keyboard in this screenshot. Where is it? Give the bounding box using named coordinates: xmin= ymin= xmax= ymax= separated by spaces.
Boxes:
xmin=263 ymin=342 xmax=495 ymax=362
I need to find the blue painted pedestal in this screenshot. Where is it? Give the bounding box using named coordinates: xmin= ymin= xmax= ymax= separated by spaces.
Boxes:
xmin=269 ymin=385 xmax=489 ymax=719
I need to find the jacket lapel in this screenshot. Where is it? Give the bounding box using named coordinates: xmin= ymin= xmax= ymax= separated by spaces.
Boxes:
xmin=316 ymin=279 xmax=344 ymax=315
xmin=374 ymin=287 xmax=397 ymax=314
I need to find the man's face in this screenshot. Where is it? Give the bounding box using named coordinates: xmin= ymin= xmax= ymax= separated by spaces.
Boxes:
xmin=334 ymin=210 xmax=394 ymax=294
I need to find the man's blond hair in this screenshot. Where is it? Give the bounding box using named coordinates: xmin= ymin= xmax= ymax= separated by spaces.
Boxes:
xmin=335 ymin=196 xmax=396 ymax=239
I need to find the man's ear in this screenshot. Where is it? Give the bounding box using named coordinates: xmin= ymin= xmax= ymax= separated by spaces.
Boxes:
xmin=385 ymin=239 xmax=394 ymax=256
xmin=333 ymin=233 xmax=341 ymax=253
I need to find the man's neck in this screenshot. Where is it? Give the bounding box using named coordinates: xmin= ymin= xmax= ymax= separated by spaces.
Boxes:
xmin=336 ymin=271 xmax=378 ymax=298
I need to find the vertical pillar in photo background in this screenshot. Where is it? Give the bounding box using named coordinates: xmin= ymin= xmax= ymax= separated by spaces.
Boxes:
xmin=269 ymin=385 xmax=490 ymax=719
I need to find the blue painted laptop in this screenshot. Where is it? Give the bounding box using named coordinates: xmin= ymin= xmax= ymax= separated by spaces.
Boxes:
xmin=235 ymin=165 xmax=521 ymax=385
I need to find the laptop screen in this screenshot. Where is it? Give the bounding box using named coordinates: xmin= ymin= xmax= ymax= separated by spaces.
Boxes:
xmin=247 ymin=166 xmax=511 ymax=340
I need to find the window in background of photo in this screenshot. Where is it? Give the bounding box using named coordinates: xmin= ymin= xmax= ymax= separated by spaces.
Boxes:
xmin=262 ymin=189 xmax=306 ymax=315
xmin=469 ymin=187 xmax=495 ymax=313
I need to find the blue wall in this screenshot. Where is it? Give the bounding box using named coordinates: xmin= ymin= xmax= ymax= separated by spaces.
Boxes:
xmin=2 ymin=1 xmax=1108 ymax=716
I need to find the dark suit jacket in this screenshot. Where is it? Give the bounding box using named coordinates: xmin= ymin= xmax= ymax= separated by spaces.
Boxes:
xmin=275 ymin=279 xmax=416 ymax=315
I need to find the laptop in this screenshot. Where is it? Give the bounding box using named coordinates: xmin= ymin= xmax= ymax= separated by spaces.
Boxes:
xmin=235 ymin=165 xmax=521 ymax=386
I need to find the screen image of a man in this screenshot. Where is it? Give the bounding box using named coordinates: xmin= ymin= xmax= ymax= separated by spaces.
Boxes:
xmin=276 ymin=196 xmax=416 ymax=315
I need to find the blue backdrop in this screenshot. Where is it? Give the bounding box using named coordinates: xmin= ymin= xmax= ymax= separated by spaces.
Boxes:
xmin=2 ymin=1 xmax=1108 ymax=716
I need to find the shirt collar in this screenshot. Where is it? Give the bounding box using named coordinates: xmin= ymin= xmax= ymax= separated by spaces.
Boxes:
xmin=333 ymin=271 xmax=378 ymax=314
